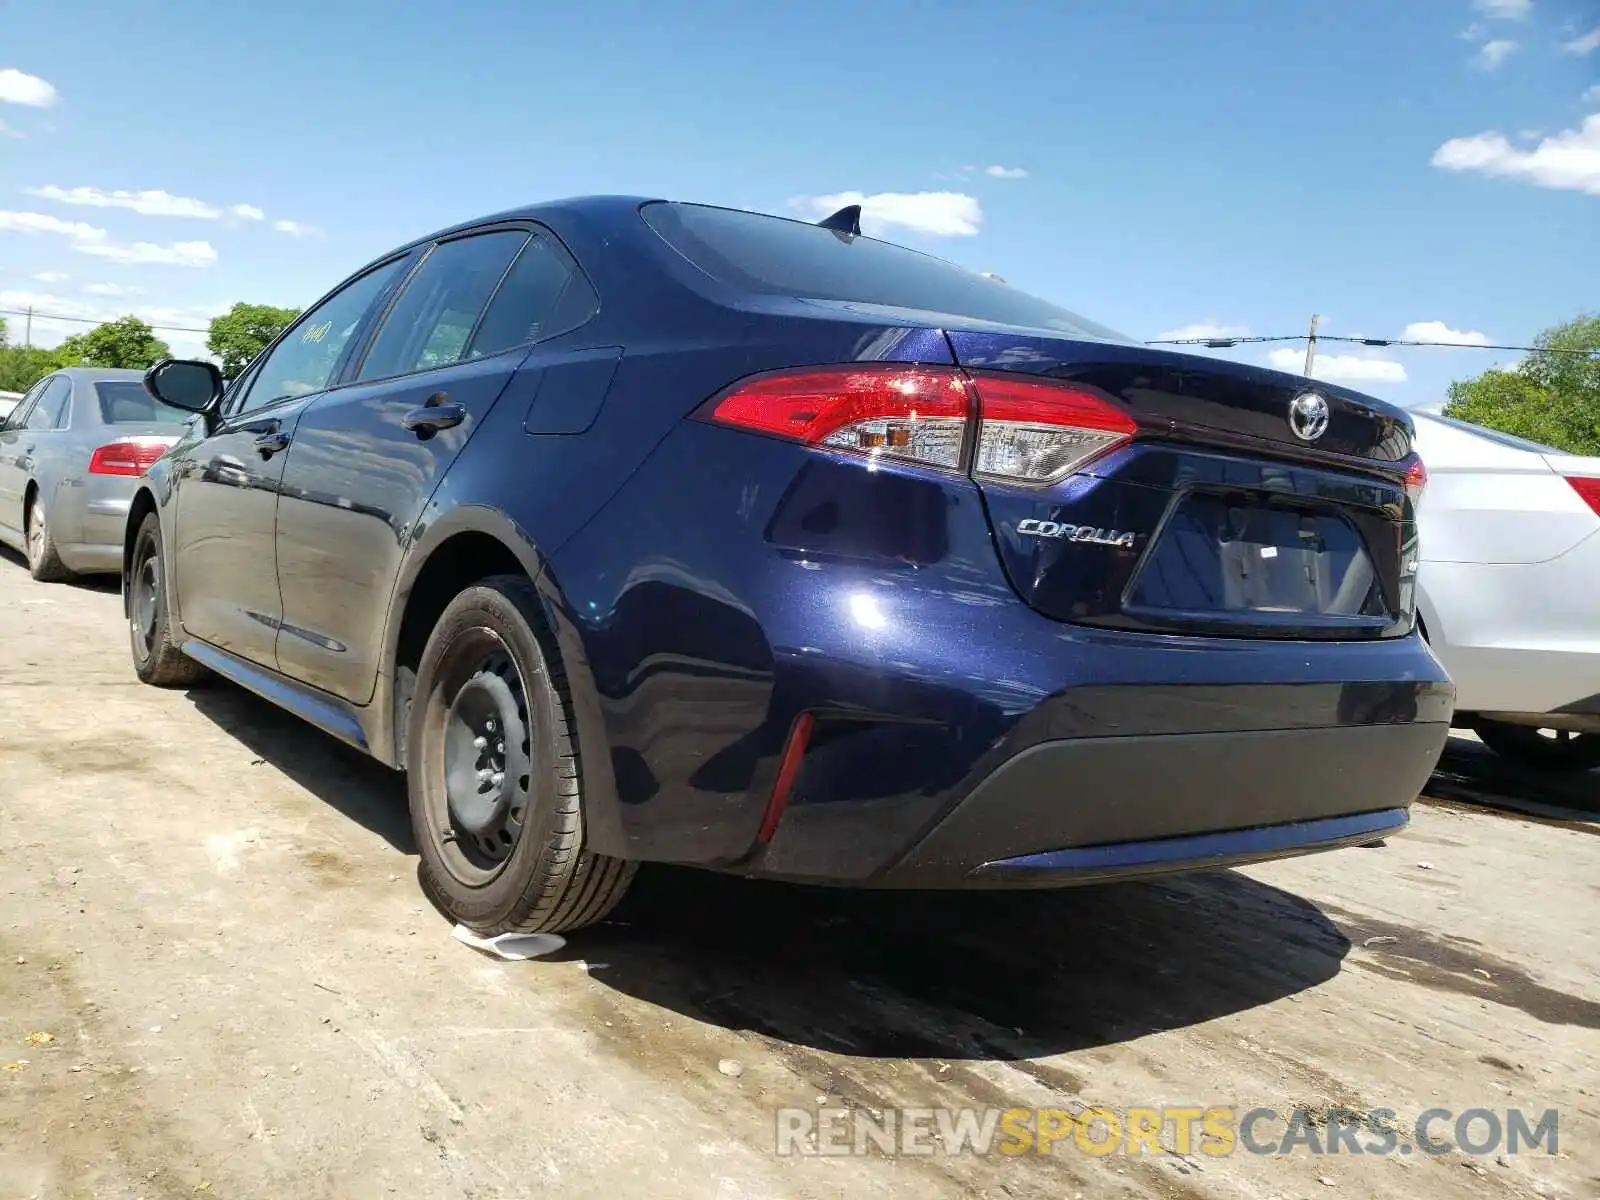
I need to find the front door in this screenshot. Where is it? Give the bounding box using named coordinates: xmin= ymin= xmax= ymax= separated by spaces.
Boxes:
xmin=272 ymin=226 xmax=596 ymax=702
xmin=169 ymin=254 xmax=415 ymax=666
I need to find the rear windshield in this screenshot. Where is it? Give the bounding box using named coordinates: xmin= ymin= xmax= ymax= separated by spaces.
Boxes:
xmin=641 ymin=201 xmax=1134 ymax=344
xmin=95 ymin=380 xmax=195 ymax=425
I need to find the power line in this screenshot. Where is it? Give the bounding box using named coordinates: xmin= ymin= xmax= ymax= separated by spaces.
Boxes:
xmin=0 ymin=306 xmax=211 ymax=334
xmin=1147 ymin=332 xmax=1598 ymax=357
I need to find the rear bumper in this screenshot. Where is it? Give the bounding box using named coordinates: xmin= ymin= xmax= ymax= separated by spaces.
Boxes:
xmin=875 ymin=721 xmax=1444 ymax=888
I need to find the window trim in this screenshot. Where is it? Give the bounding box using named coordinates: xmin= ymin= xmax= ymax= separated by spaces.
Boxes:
xmin=223 ymin=249 xmax=422 ymax=422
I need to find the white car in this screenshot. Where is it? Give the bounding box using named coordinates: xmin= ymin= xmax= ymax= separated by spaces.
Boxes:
xmin=1411 ymin=409 xmax=1600 ymax=770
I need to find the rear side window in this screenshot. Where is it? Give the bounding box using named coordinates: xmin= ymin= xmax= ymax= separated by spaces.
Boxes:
xmin=25 ymin=376 xmax=70 ymax=429
xmin=96 ymin=380 xmax=195 ymax=425
xmin=467 ymin=234 xmax=596 ymax=359
xmin=357 ymin=231 xmax=528 ymax=381
xmin=642 ymin=201 xmax=1133 ymax=344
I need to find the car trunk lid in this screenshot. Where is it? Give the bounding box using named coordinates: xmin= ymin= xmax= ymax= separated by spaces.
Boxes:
xmin=945 ymin=331 xmax=1421 ymax=640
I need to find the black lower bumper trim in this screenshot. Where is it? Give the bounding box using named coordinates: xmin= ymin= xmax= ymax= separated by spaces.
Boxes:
xmin=879 ymin=721 xmax=1449 ymax=888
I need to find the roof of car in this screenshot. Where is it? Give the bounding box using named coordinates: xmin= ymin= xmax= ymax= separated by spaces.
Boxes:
xmin=400 ymin=194 xmax=661 ymax=254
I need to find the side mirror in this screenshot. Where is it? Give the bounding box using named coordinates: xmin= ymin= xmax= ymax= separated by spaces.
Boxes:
xmin=144 ymin=358 xmax=224 ymax=417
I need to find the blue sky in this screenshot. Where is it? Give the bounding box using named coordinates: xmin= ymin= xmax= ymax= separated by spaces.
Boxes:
xmin=2 ymin=0 xmax=1596 ymax=406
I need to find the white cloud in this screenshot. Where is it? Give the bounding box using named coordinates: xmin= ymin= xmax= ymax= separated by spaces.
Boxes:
xmin=0 ymin=210 xmax=107 ymax=240
xmin=789 ymin=191 xmax=983 ymax=237
xmin=1562 ymin=27 xmax=1600 ymax=55
xmin=32 ymin=271 xmax=68 ymax=284
xmin=85 ymin=282 xmax=140 ymax=297
xmin=1474 ymin=39 xmax=1519 ymax=68
xmin=75 ymin=239 xmax=218 ymax=267
xmin=27 ymin=185 xmax=225 ymax=219
xmin=0 ymin=209 xmax=220 ymax=267
xmin=1583 ymin=84 xmax=1600 ymax=103
xmin=1400 ymin=320 xmax=1492 ymax=346
xmin=231 ymin=204 xmax=265 ymax=221
xmin=1267 ymin=347 xmax=1407 ymax=383
xmin=0 ymin=288 xmax=221 ymax=354
xmin=0 ymin=118 xmax=23 ymax=140
xmin=1473 ymin=0 xmax=1530 ymax=18
xmin=984 ymin=165 xmax=1029 ymax=179
xmin=1459 ymin=22 xmax=1486 ymax=40
xmin=1153 ymin=320 xmax=1251 ymax=342
xmin=1432 ymin=114 xmax=1600 ymax=194
xmin=272 ymin=219 xmax=324 ymax=238
xmin=0 ymin=68 xmax=56 ymax=107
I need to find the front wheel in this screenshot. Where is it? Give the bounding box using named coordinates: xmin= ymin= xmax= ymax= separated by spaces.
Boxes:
xmin=407 ymin=574 xmax=636 ymax=935
xmin=127 ymin=512 xmax=207 ymax=688
xmin=1471 ymin=717 xmax=1600 ymax=772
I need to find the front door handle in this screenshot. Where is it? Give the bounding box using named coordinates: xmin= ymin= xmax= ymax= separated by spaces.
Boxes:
xmin=401 ymin=393 xmax=466 ymax=439
xmin=254 ymin=431 xmax=292 ymax=458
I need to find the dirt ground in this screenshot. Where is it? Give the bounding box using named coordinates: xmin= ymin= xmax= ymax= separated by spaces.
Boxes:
xmin=1 ymin=550 xmax=1596 ymax=1200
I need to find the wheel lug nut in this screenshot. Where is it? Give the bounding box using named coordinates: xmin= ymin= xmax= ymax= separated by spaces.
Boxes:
xmin=473 ymin=736 xmax=487 ymax=750
xmin=477 ymin=768 xmax=493 ymax=782
xmin=486 ymin=719 xmax=497 ymax=733
xmin=496 ymin=741 xmax=504 ymax=755
xmin=491 ymin=771 xmax=504 ymax=786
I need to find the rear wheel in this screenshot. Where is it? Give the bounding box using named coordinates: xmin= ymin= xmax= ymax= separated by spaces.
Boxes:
xmin=25 ymin=495 xmax=73 ymax=583
xmin=128 ymin=512 xmax=206 ymax=688
xmin=1471 ymin=718 xmax=1600 ymax=772
xmin=407 ymin=574 xmax=636 ymax=935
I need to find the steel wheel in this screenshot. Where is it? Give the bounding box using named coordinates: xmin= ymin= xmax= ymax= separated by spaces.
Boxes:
xmin=431 ymin=633 xmax=535 ymax=884
xmin=130 ymin=546 xmax=161 ymax=664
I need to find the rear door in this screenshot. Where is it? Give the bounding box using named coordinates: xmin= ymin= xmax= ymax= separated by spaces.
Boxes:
xmin=272 ymin=224 xmax=597 ymax=701
xmin=0 ymin=377 xmax=50 ymax=539
xmin=1 ymin=375 xmax=72 ymax=528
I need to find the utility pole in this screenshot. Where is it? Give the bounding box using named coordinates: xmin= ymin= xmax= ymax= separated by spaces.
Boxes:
xmin=1303 ymin=313 xmax=1320 ymax=378
xmin=24 ymin=306 xmax=32 ymax=348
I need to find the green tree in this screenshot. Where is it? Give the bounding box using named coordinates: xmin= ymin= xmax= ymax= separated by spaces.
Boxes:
xmin=1444 ymin=313 xmax=1600 ymax=454
xmin=206 ymin=302 xmax=301 ymax=377
xmin=0 ymin=345 xmax=68 ymax=393
xmin=54 ymin=316 xmax=172 ymax=371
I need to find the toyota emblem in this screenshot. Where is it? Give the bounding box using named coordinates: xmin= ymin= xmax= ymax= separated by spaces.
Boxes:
xmin=1287 ymin=391 xmax=1330 ymax=442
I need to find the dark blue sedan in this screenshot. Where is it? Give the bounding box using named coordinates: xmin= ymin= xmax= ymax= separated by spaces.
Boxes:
xmin=126 ymin=196 xmax=1453 ymax=934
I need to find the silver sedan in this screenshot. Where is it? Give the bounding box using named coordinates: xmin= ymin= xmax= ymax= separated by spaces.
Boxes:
xmin=0 ymin=366 xmax=194 ymax=580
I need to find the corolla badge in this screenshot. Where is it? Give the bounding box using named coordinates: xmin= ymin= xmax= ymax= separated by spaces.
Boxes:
xmin=1287 ymin=391 xmax=1330 ymax=442
xmin=1017 ymin=519 xmax=1138 ymax=548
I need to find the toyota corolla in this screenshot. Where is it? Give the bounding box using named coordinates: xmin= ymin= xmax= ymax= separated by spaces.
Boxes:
xmin=123 ymin=196 xmax=1453 ymax=934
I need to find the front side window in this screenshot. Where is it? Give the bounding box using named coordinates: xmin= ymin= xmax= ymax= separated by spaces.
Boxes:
xmin=25 ymin=377 xmax=71 ymax=429
xmin=357 ymin=231 xmax=528 ymax=382
xmin=236 ymin=257 xmax=411 ymax=414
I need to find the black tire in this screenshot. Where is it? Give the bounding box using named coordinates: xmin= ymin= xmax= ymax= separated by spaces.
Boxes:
xmin=1471 ymin=717 xmax=1600 ymax=772
xmin=25 ymin=493 xmax=74 ymax=583
xmin=407 ymin=574 xmax=636 ymax=935
xmin=127 ymin=512 xmax=206 ymax=688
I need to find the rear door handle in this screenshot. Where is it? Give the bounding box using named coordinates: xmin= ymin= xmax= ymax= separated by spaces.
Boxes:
xmin=254 ymin=431 xmax=292 ymax=458
xmin=401 ymin=393 xmax=466 ymax=438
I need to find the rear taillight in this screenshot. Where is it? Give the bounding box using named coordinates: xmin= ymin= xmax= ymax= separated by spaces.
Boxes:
xmin=967 ymin=371 xmax=1137 ymax=485
xmin=700 ymin=365 xmax=970 ymax=470
xmin=87 ymin=439 xmax=172 ymax=477
xmin=1566 ymin=475 xmax=1600 ymax=516
xmin=699 ymin=365 xmax=1136 ymax=483
xmin=1403 ymin=455 xmax=1428 ymax=508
